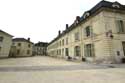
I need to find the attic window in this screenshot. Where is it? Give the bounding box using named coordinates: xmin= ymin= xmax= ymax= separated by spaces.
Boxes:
xmin=83 ymin=12 xmax=90 ymax=19
xmin=112 ymin=3 xmax=120 ymax=8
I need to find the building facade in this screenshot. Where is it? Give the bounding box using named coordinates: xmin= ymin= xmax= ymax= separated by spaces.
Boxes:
xmin=9 ymin=38 xmax=34 ymax=57
xmin=47 ymin=0 xmax=125 ymax=63
xmin=33 ymin=42 xmax=48 ymax=56
xmin=0 ymin=30 xmax=13 ymax=58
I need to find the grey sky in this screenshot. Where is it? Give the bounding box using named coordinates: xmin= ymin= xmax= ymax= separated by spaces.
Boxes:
xmin=0 ymin=0 xmax=125 ymax=43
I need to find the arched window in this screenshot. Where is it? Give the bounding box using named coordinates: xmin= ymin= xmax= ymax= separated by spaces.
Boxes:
xmin=74 ymin=46 xmax=81 ymax=56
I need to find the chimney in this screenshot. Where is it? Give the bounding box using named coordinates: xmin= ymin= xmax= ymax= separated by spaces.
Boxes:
xmin=66 ymin=24 xmax=68 ymax=30
xmin=27 ymin=38 xmax=30 ymax=41
xmin=58 ymin=30 xmax=61 ymax=35
xmin=76 ymin=16 xmax=80 ymax=22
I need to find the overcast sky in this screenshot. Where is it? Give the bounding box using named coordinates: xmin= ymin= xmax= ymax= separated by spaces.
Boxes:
xmin=0 ymin=0 xmax=125 ymax=43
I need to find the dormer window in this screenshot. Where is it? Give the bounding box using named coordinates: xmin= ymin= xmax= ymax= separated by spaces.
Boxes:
xmin=85 ymin=26 xmax=91 ymax=37
xmin=83 ymin=12 xmax=90 ymax=19
xmin=112 ymin=2 xmax=120 ymax=8
xmin=0 ymin=37 xmax=4 ymax=42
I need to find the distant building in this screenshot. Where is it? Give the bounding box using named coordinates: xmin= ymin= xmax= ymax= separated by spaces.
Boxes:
xmin=0 ymin=30 xmax=13 ymax=58
xmin=34 ymin=42 xmax=48 ymax=56
xmin=47 ymin=0 xmax=125 ymax=63
xmin=9 ymin=38 xmax=34 ymax=57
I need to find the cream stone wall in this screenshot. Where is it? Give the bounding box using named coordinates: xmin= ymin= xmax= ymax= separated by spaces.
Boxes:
xmin=0 ymin=32 xmax=12 ymax=57
xmin=48 ymin=9 xmax=125 ymax=63
xmin=101 ymin=10 xmax=125 ymax=63
xmin=13 ymin=41 xmax=33 ymax=57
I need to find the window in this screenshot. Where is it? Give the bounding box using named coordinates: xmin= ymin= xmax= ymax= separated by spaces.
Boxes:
xmin=74 ymin=32 xmax=79 ymax=41
xmin=12 ymin=42 xmax=15 ymax=45
xmin=0 ymin=47 xmax=1 ymax=52
xmin=0 ymin=37 xmax=4 ymax=42
xmin=74 ymin=46 xmax=81 ymax=56
xmin=17 ymin=49 xmax=20 ymax=55
xmin=122 ymin=42 xmax=125 ymax=56
xmin=59 ymin=49 xmax=61 ymax=55
xmin=83 ymin=12 xmax=90 ymax=19
xmin=85 ymin=26 xmax=91 ymax=37
xmin=28 ymin=44 xmax=31 ymax=48
xmin=27 ymin=50 xmax=30 ymax=54
xmin=112 ymin=4 xmax=120 ymax=8
xmin=62 ymin=49 xmax=64 ymax=56
xmin=66 ymin=37 xmax=68 ymax=45
xmin=116 ymin=20 xmax=125 ymax=33
xmin=84 ymin=44 xmax=95 ymax=57
xmin=57 ymin=50 xmax=58 ymax=55
xmin=18 ymin=43 xmax=21 ymax=47
xmin=65 ymin=48 xmax=69 ymax=56
xmin=60 ymin=41 xmax=61 ymax=46
xmin=62 ymin=39 xmax=64 ymax=46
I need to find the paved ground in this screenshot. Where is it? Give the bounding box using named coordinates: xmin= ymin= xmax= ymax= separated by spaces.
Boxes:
xmin=0 ymin=69 xmax=125 ymax=83
xmin=0 ymin=56 xmax=125 ymax=83
xmin=0 ymin=56 xmax=81 ymax=67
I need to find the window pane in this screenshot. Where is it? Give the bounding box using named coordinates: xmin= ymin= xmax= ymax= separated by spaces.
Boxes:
xmin=28 ymin=44 xmax=31 ymax=48
xmin=75 ymin=46 xmax=81 ymax=56
xmin=27 ymin=50 xmax=30 ymax=54
xmin=86 ymin=26 xmax=91 ymax=37
xmin=17 ymin=49 xmax=20 ymax=55
xmin=0 ymin=37 xmax=4 ymax=42
xmin=75 ymin=32 xmax=79 ymax=41
xmin=117 ymin=20 xmax=125 ymax=33
xmin=0 ymin=47 xmax=1 ymax=52
xmin=84 ymin=44 xmax=95 ymax=57
xmin=66 ymin=37 xmax=68 ymax=45
xmin=18 ymin=43 xmax=21 ymax=46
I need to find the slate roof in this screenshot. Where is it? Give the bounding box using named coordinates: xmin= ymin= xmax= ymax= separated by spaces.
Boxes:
xmin=0 ymin=30 xmax=13 ymax=37
xmin=48 ymin=0 xmax=125 ymax=45
xmin=13 ymin=38 xmax=34 ymax=44
xmin=35 ymin=42 xmax=48 ymax=47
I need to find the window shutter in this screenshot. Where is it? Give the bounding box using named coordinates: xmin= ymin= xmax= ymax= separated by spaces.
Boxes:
xmin=123 ymin=21 xmax=125 ymax=32
xmin=116 ymin=20 xmax=120 ymax=33
xmin=90 ymin=26 xmax=93 ymax=37
xmin=83 ymin=28 xmax=86 ymax=38
xmin=84 ymin=45 xmax=87 ymax=57
xmin=91 ymin=44 xmax=95 ymax=57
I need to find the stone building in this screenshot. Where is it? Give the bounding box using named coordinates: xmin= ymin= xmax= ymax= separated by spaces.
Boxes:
xmin=33 ymin=42 xmax=48 ymax=56
xmin=47 ymin=0 xmax=125 ymax=63
xmin=9 ymin=38 xmax=34 ymax=57
xmin=0 ymin=30 xmax=13 ymax=58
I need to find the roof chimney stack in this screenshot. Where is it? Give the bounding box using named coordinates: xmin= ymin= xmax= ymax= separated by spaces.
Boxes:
xmin=66 ymin=24 xmax=68 ymax=30
xmin=28 ymin=38 xmax=30 ymax=41
xmin=58 ymin=30 xmax=61 ymax=36
xmin=76 ymin=16 xmax=80 ymax=22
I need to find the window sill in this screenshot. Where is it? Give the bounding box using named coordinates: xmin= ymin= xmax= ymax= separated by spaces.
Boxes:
xmin=117 ymin=32 xmax=125 ymax=34
xmin=74 ymin=40 xmax=80 ymax=42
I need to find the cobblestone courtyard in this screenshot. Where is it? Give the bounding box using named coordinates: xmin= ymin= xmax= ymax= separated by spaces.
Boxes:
xmin=0 ymin=56 xmax=125 ymax=83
